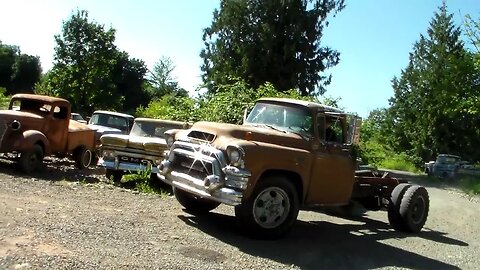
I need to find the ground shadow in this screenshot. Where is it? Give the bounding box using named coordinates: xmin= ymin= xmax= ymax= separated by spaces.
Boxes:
xmin=0 ymin=156 xmax=103 ymax=183
xmin=177 ymin=210 xmax=466 ymax=270
xmin=0 ymin=157 xmax=172 ymax=194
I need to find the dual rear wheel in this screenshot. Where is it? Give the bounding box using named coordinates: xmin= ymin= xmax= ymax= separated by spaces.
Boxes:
xmin=388 ymin=184 xmax=429 ymax=232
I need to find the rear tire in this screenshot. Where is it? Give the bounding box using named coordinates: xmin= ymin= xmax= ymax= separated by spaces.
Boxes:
xmin=388 ymin=184 xmax=429 ymax=232
xmin=74 ymin=146 xmax=92 ymax=169
xmin=235 ymin=176 xmax=299 ymax=239
xmin=174 ymin=187 xmax=220 ymax=214
xmin=19 ymin=144 xmax=44 ymax=173
xmin=388 ymin=183 xmax=411 ymax=231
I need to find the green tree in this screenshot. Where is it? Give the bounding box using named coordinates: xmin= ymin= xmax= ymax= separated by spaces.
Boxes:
xmin=11 ymin=54 xmax=42 ymax=93
xmin=0 ymin=41 xmax=41 ymax=94
xmin=388 ymin=3 xmax=480 ymax=161
xmin=464 ymin=14 xmax=480 ymax=74
xmin=200 ymin=0 xmax=345 ymax=96
xmin=0 ymin=42 xmax=19 ymax=91
xmin=148 ymin=56 xmax=187 ymax=98
xmin=113 ymin=51 xmax=149 ymax=114
xmin=48 ymin=10 xmax=122 ymax=116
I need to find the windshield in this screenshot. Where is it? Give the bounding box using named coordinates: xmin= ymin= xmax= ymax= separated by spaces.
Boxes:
xmin=89 ymin=113 xmax=129 ymax=132
xmin=130 ymin=121 xmax=179 ymax=138
xmin=71 ymin=114 xmax=84 ymax=121
xmin=245 ymin=102 xmax=313 ymax=136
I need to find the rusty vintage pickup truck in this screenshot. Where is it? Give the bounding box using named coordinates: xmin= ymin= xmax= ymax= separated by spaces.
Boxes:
xmin=0 ymin=94 xmax=95 ymax=172
xmin=159 ymin=98 xmax=430 ymax=239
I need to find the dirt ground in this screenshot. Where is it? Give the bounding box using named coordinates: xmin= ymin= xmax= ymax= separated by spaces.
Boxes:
xmin=0 ymin=159 xmax=479 ymax=269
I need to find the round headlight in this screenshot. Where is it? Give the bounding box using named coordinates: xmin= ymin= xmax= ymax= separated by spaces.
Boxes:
xmin=166 ymin=135 xmax=175 ymax=148
xmin=10 ymin=120 xmax=21 ymax=131
xmin=227 ymin=146 xmax=243 ymax=165
xmin=229 ymin=149 xmax=240 ymax=163
xmin=102 ymin=150 xmax=114 ymax=159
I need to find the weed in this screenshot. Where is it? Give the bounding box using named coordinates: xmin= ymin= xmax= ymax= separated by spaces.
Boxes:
xmin=121 ymin=166 xmax=171 ymax=196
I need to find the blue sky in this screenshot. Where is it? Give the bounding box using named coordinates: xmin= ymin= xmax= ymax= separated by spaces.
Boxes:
xmin=1 ymin=0 xmax=479 ymax=117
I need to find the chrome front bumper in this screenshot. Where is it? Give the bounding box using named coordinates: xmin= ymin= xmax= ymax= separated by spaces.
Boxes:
xmin=98 ymin=157 xmax=159 ymax=174
xmin=158 ymin=141 xmax=251 ymax=206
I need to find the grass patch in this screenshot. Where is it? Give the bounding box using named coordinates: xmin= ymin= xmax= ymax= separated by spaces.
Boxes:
xmin=121 ymin=169 xmax=171 ymax=196
xmin=458 ymin=176 xmax=480 ymax=195
xmin=378 ymin=158 xmax=420 ymax=173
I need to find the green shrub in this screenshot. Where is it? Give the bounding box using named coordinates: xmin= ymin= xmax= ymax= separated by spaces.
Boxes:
xmin=121 ymin=168 xmax=170 ymax=195
xmin=137 ymin=79 xmax=313 ymax=124
xmin=459 ymin=176 xmax=480 ymax=195
xmin=0 ymin=87 xmax=10 ymax=109
xmin=359 ymin=139 xmax=421 ymax=173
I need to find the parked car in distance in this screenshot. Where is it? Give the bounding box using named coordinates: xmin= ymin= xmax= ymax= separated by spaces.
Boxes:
xmin=98 ymin=118 xmax=190 ymax=182
xmin=87 ymin=110 xmax=134 ymax=146
xmin=425 ymin=154 xmax=463 ymax=177
xmin=70 ymin=113 xmax=87 ymax=124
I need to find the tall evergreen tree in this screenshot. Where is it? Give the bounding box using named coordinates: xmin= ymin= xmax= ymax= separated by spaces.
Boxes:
xmin=388 ymin=2 xmax=480 ymax=161
xmin=200 ymin=0 xmax=345 ymax=96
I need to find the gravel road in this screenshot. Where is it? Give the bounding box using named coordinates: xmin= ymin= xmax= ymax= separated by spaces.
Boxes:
xmin=0 ymin=160 xmax=479 ymax=270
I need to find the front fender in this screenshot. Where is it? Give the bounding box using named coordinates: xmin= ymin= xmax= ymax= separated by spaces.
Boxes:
xmin=236 ymin=140 xmax=312 ymax=201
xmin=13 ymin=130 xmax=51 ymax=155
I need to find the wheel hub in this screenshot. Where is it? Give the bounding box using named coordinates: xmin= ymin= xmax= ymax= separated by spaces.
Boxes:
xmin=253 ymin=187 xmax=290 ymax=229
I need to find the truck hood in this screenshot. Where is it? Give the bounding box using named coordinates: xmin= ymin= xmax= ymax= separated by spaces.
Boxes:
xmin=0 ymin=110 xmax=45 ymax=132
xmin=181 ymin=121 xmax=311 ymax=150
xmin=0 ymin=110 xmax=44 ymax=121
xmin=101 ymin=134 xmax=167 ymax=153
xmin=88 ymin=124 xmax=122 ymax=134
xmin=68 ymin=119 xmax=92 ymax=132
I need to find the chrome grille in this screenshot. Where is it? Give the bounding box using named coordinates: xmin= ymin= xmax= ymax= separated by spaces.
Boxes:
xmin=168 ymin=141 xmax=227 ymax=178
xmin=172 ymin=153 xmax=213 ymax=179
xmin=187 ymin=130 xmax=215 ymax=142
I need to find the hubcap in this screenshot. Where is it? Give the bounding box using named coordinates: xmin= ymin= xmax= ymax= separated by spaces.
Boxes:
xmin=253 ymin=187 xmax=290 ymax=229
xmin=410 ymin=196 xmax=426 ymax=224
xmin=82 ymin=150 xmax=92 ymax=167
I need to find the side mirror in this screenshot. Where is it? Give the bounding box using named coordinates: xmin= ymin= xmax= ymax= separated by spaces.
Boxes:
xmin=347 ymin=116 xmax=362 ymax=145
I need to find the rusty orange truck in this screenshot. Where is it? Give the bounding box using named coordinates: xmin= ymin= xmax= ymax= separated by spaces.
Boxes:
xmin=159 ymin=98 xmax=429 ymax=239
xmin=0 ymin=94 xmax=95 ymax=172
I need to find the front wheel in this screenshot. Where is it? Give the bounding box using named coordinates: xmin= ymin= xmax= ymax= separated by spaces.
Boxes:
xmin=235 ymin=176 xmax=299 ymax=239
xmin=73 ymin=146 xmax=92 ymax=169
xmin=19 ymin=144 xmax=44 ymax=173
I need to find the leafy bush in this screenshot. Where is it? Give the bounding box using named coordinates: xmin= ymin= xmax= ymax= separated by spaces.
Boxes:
xmin=0 ymin=87 xmax=10 ymax=109
xmin=137 ymin=79 xmax=312 ymax=124
xmin=358 ymin=138 xmax=421 ymax=173
xmin=120 ymin=168 xmax=171 ymax=195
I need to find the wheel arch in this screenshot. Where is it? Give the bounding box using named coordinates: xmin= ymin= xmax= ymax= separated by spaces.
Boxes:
xmin=20 ymin=130 xmax=51 ymax=155
xmin=255 ymin=169 xmax=303 ymax=204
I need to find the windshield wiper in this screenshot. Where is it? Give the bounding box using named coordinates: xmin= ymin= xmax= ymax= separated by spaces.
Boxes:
xmin=262 ymin=124 xmax=287 ymax=133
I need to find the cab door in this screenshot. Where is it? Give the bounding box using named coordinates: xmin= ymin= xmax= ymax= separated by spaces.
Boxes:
xmin=305 ymin=113 xmax=355 ymax=205
xmin=45 ymin=105 xmax=69 ymax=152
